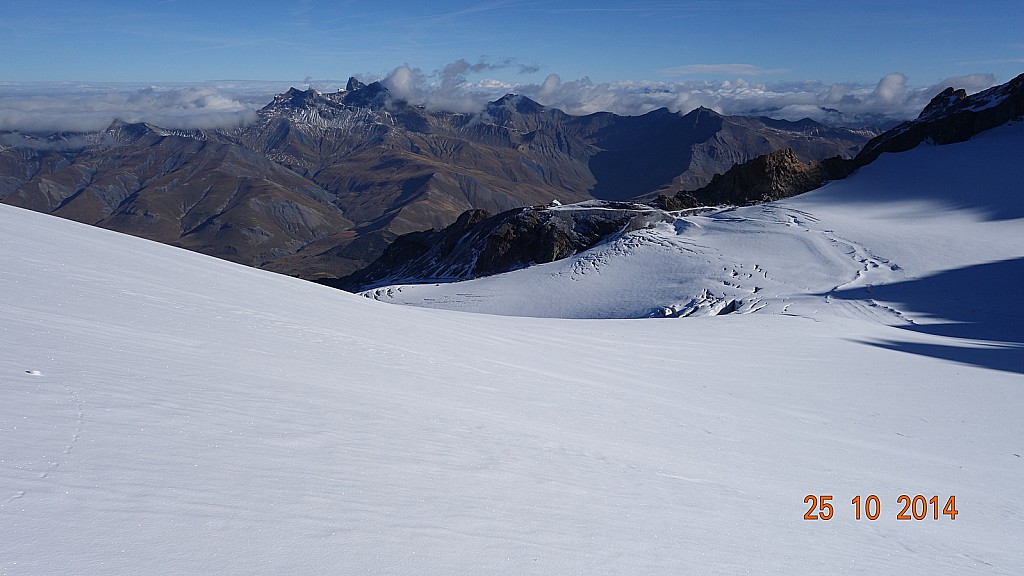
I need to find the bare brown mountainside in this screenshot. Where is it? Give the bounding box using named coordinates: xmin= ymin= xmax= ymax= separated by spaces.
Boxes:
xmin=0 ymin=78 xmax=872 ymax=279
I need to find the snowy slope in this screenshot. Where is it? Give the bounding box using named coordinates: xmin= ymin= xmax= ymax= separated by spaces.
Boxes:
xmin=365 ymin=122 xmax=1024 ymax=327
xmin=1 ymin=125 xmax=1022 ymax=574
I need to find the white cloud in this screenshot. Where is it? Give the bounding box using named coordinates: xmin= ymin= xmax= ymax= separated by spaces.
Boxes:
xmin=871 ymin=73 xmax=908 ymax=104
xmin=0 ymin=65 xmax=1002 ymax=133
xmin=0 ymin=81 xmax=298 ymax=133
xmin=376 ymin=63 xmax=999 ymax=125
xmin=380 ymin=65 xmax=428 ymax=104
xmin=381 ymin=58 xmax=537 ymax=114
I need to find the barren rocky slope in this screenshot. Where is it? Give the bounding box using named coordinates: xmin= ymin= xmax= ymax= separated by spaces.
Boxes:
xmin=0 ymin=78 xmax=872 ymax=278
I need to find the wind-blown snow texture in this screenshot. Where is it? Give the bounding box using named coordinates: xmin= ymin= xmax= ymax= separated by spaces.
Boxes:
xmin=2 ymin=125 xmax=1022 ymax=574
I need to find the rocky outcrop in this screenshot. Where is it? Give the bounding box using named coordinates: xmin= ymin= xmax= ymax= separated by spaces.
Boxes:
xmin=655 ymin=149 xmax=854 ymax=210
xmin=919 ymin=87 xmax=968 ymax=119
xmin=855 ymin=72 xmax=1024 ymax=165
xmin=326 ymin=202 xmax=672 ymax=291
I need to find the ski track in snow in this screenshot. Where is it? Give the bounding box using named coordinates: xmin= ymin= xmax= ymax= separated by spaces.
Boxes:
xmin=5 ymin=370 xmax=84 ymax=505
xmin=35 ymin=383 xmax=78 ymax=481
xmin=773 ymin=206 xmax=914 ymax=326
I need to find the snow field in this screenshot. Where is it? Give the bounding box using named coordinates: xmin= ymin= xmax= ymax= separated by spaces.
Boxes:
xmin=1 ymin=123 xmax=1023 ymax=575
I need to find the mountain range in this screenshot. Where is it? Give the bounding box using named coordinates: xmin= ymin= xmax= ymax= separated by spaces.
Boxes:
xmin=334 ymin=73 xmax=1024 ymax=292
xmin=0 ymin=77 xmax=872 ymax=279
xmin=2 ymin=71 xmax=1021 ymax=575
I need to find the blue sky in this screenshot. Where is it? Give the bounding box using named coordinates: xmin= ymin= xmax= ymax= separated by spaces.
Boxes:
xmin=3 ymin=0 xmax=1021 ymax=84
xmin=0 ymin=1 xmax=1021 ymax=129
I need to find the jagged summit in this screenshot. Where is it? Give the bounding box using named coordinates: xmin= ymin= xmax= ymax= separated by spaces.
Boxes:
xmin=342 ymin=80 xmax=389 ymax=108
xmin=260 ymin=79 xmax=393 ymax=118
xmin=918 ymin=87 xmax=969 ymax=120
xmin=264 ymin=87 xmax=325 ymax=111
xmin=104 ymin=119 xmax=154 ymax=142
xmin=859 ymin=72 xmax=1024 ymax=163
xmin=103 ymin=119 xmax=209 ymax=143
xmin=690 ymin=106 xmax=722 ymax=117
xmin=488 ymin=93 xmax=546 ymax=114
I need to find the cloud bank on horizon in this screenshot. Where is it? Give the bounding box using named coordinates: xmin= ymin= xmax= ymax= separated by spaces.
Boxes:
xmin=0 ymin=61 xmax=1001 ymax=133
xmin=0 ymin=82 xmax=293 ymax=133
xmin=379 ymin=61 xmax=998 ymax=121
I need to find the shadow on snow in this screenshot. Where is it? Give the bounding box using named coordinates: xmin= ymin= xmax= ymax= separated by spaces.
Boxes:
xmin=824 ymin=257 xmax=1024 ymax=375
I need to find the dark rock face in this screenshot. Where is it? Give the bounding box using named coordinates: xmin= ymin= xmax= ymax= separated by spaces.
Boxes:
xmin=856 ymin=72 xmax=1024 ymax=165
xmin=0 ymin=80 xmax=872 ymax=279
xmin=919 ymin=87 xmax=969 ymax=119
xmin=655 ymin=149 xmax=854 ymax=210
xmin=327 ymin=202 xmax=672 ymax=291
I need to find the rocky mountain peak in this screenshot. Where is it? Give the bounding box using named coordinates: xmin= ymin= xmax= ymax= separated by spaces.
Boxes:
xmin=858 ymin=72 xmax=1024 ymax=165
xmin=341 ymin=80 xmax=389 ymax=108
xmin=262 ymin=87 xmax=325 ymax=114
xmin=488 ymin=94 xmax=545 ymax=114
xmin=102 ymin=119 xmax=210 ymax=144
xmin=257 ymin=78 xmax=395 ymax=128
xmin=689 ymin=106 xmax=723 ymax=118
xmin=918 ymin=87 xmax=968 ymax=120
xmin=104 ymin=119 xmax=153 ymax=142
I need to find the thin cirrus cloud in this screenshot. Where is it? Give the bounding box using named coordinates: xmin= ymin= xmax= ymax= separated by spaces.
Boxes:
xmin=659 ymin=64 xmax=791 ymax=77
xmin=0 ymin=61 xmax=1000 ymax=133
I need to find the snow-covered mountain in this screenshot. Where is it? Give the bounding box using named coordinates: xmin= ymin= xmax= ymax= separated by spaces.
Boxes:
xmin=1 ymin=121 xmax=1022 ymax=573
xmin=364 ymin=120 xmax=1024 ymax=330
